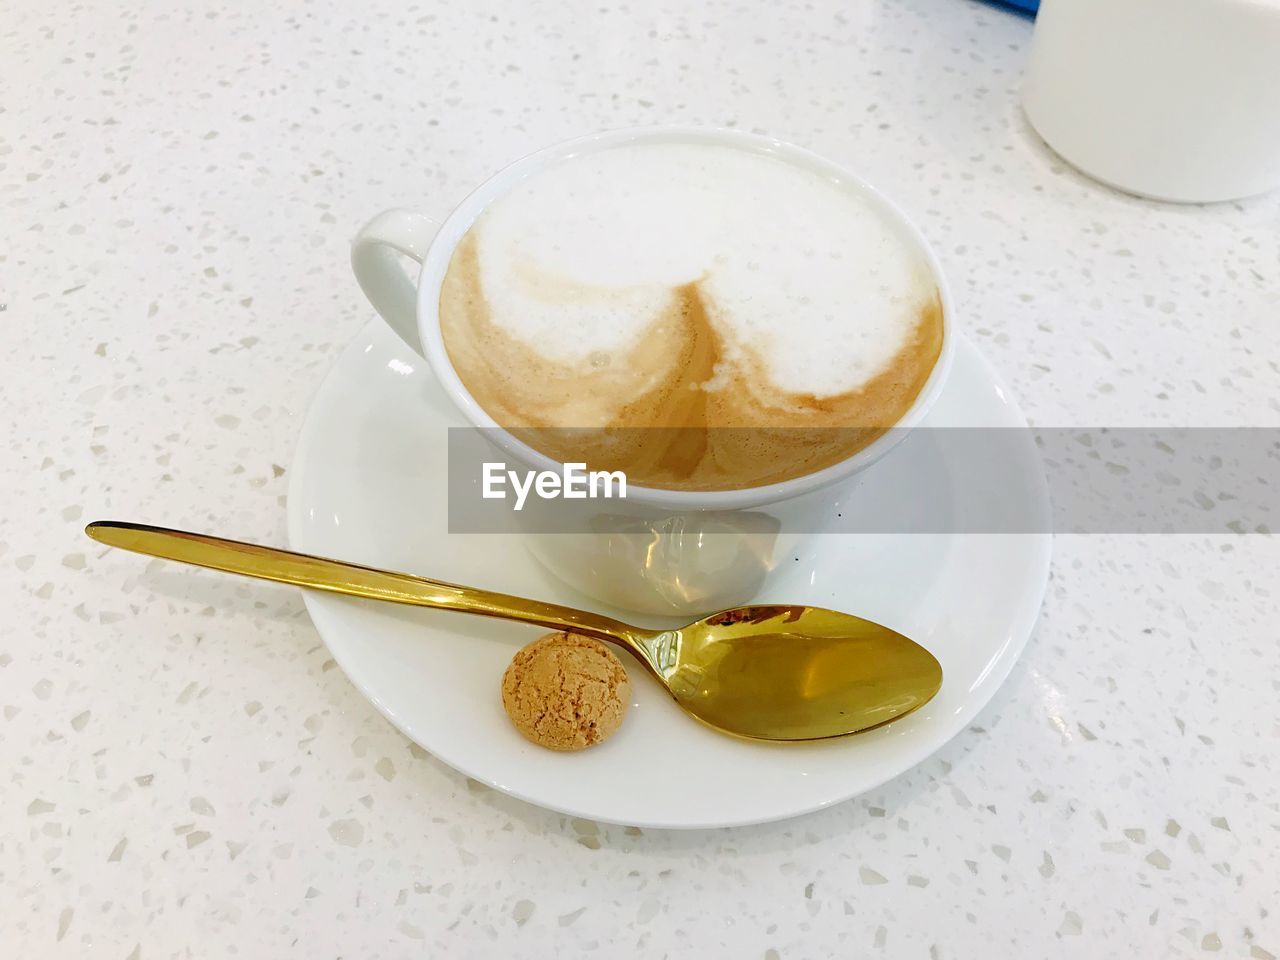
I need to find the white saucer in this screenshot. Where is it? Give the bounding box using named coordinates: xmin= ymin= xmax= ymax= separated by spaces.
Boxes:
xmin=287 ymin=321 xmax=1051 ymax=828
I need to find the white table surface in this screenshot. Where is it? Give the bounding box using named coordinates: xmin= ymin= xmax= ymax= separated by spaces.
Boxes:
xmin=3 ymin=0 xmax=1278 ymax=956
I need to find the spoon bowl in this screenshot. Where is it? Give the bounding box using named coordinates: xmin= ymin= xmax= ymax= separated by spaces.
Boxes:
xmin=649 ymin=605 xmax=941 ymax=739
xmin=85 ymin=521 xmax=942 ymax=741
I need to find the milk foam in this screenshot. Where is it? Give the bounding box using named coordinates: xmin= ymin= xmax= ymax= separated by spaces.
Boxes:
xmin=469 ymin=142 xmax=935 ymax=397
xmin=439 ymin=139 xmax=945 ymax=489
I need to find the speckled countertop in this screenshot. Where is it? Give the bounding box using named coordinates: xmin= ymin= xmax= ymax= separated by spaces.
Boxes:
xmin=3 ymin=0 xmax=1278 ymax=956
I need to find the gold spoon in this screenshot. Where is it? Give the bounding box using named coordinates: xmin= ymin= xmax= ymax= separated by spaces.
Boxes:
xmin=85 ymin=520 xmax=942 ymax=740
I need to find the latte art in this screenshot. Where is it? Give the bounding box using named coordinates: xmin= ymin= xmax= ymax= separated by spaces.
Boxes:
xmin=439 ymin=141 xmax=944 ymax=490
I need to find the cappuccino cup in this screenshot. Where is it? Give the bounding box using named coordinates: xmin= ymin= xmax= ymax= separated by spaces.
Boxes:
xmin=352 ymin=127 xmax=954 ymax=616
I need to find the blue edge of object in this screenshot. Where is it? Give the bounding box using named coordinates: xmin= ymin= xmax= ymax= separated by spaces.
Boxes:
xmin=978 ymin=0 xmax=1038 ymax=16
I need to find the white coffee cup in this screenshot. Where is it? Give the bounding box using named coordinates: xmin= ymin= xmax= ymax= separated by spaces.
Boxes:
xmin=351 ymin=126 xmax=954 ymax=616
xmin=1023 ymin=0 xmax=1280 ymax=203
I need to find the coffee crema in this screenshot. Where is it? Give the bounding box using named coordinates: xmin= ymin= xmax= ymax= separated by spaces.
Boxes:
xmin=439 ymin=141 xmax=943 ymax=491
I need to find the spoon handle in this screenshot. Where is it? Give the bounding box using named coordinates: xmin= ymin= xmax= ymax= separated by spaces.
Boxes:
xmin=85 ymin=520 xmax=647 ymax=648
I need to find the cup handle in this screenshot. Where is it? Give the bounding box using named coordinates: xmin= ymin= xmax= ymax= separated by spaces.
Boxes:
xmin=351 ymin=209 xmax=440 ymax=358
